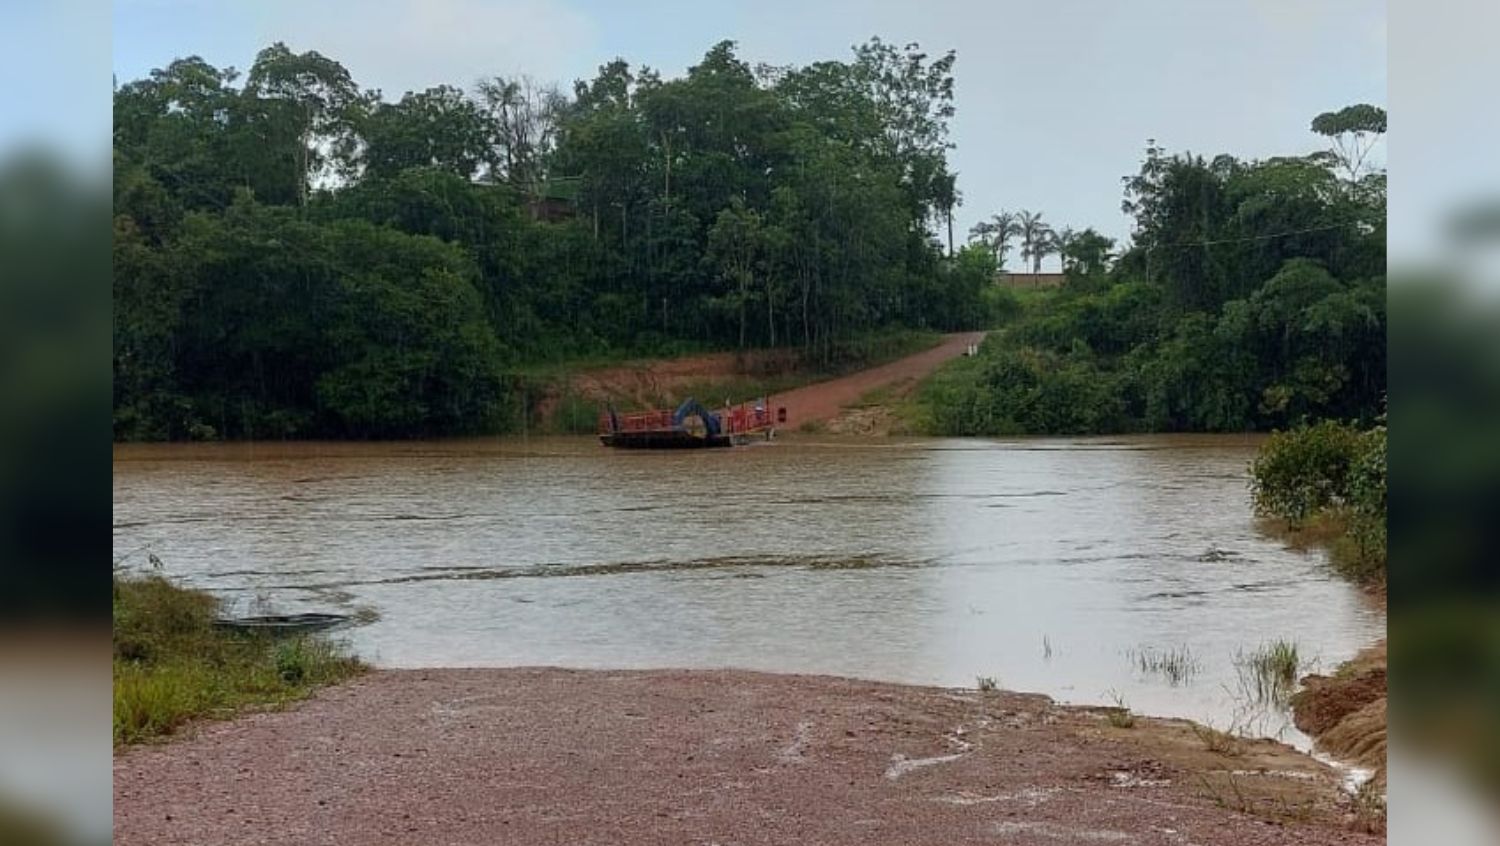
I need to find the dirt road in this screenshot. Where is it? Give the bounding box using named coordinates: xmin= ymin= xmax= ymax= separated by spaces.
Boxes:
xmin=771 ymin=331 xmax=984 ymax=426
xmin=114 ymin=668 xmax=1376 ymax=845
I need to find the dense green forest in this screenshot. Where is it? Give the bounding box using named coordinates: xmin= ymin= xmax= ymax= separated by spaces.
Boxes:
xmin=113 ymin=38 xmax=1385 ymax=441
xmin=920 ymin=105 xmax=1387 ymax=435
xmin=114 ymin=39 xmax=988 ymax=440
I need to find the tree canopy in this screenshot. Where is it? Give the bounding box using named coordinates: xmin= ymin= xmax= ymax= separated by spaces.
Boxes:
xmin=113 ymin=40 xmax=1386 ymax=442
xmin=922 ymin=110 xmax=1386 ymax=436
xmin=113 ymin=39 xmax=980 ymax=440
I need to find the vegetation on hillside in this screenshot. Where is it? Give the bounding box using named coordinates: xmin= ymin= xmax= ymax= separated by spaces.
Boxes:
xmin=917 ymin=107 xmax=1386 ymax=436
xmin=113 ymin=574 xmax=363 ymax=744
xmin=113 ymin=39 xmax=991 ymax=440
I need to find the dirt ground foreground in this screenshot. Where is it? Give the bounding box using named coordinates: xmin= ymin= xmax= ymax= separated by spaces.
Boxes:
xmin=114 ymin=668 xmax=1381 ymax=845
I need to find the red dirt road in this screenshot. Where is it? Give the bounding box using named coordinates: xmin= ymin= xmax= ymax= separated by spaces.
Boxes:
xmin=114 ymin=669 xmax=1377 ymax=845
xmin=771 ymin=331 xmax=984 ymax=426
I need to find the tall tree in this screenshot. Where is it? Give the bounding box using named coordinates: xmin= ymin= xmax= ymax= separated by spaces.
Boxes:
xmin=362 ymin=85 xmax=494 ymax=180
xmin=243 ymin=42 xmax=363 ymax=206
xmin=1310 ymin=104 xmax=1386 ymax=183
xmin=968 ymin=211 xmax=1018 ymax=269
xmin=1050 ymin=226 xmax=1075 ymax=273
xmin=707 ymin=197 xmax=765 ymax=348
xmin=933 ymin=168 xmax=960 ymax=256
xmin=477 ymin=75 xmax=567 ymax=198
xmin=1016 ymin=209 xmax=1047 ymax=273
xmin=1061 ymin=228 xmax=1114 ymax=276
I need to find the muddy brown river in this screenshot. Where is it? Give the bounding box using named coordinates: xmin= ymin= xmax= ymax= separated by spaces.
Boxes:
xmin=112 ymin=434 xmax=1383 ymax=749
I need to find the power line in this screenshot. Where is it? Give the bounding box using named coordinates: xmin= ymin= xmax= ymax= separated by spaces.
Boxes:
xmin=1150 ymin=221 xmax=1358 ymax=251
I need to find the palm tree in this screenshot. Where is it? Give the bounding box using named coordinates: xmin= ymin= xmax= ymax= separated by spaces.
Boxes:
xmin=1017 ymin=210 xmax=1047 ymax=273
xmin=935 ymin=171 xmax=961 ymax=257
xmin=1052 ymin=226 xmax=1076 ymax=273
xmin=968 ymin=211 xmax=1019 ymax=269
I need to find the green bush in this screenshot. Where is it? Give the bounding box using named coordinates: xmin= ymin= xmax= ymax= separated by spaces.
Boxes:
xmin=918 ymin=345 xmax=1126 ymax=436
xmin=548 ymin=391 xmax=604 ymax=434
xmin=1337 ymin=424 xmax=1387 ymax=582
xmin=1249 ymin=420 xmax=1364 ymax=524
xmin=1249 ymin=420 xmax=1386 ymax=583
xmin=982 ymin=286 xmax=1023 ymax=326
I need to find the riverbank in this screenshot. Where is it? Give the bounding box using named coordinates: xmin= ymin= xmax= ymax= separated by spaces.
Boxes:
xmin=112 ymin=575 xmax=364 ymax=745
xmin=114 ymin=667 xmax=1381 ymax=845
xmin=527 ymin=330 xmax=947 ymax=433
xmin=1294 ymin=640 xmax=1387 ymax=791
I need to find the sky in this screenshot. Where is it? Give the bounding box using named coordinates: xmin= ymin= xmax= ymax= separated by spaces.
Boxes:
xmin=112 ymin=0 xmax=1387 ymax=265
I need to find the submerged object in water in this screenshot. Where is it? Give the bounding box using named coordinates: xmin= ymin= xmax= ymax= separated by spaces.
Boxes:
xmin=213 ymin=612 xmax=350 ymax=634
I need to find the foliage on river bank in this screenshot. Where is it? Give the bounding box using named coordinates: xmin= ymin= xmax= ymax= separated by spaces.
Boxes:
xmin=113 ymin=574 xmax=363 ymax=745
xmin=1250 ymin=420 xmax=1386 ymax=585
xmin=912 ymin=108 xmax=1385 ymax=437
xmin=113 ymin=39 xmax=987 ymax=441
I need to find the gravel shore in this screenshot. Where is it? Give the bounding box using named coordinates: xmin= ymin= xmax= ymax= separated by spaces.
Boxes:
xmin=114 ymin=668 xmax=1379 ymax=845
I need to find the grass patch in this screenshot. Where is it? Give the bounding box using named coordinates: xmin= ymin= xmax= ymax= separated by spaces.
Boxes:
xmin=1128 ymin=645 xmax=1201 ymax=686
xmin=113 ymin=574 xmax=363 ymax=745
xmin=547 ymin=390 xmax=604 ymax=435
xmin=1196 ymin=773 xmax=1315 ymax=823
xmin=847 ymin=385 xmax=896 ymax=410
xmin=1104 ymin=691 xmax=1136 ymax=728
xmin=1235 ymin=639 xmax=1302 ymax=705
xmin=1350 ymin=777 xmax=1387 ymax=834
xmin=893 ymin=352 xmax=983 ymax=435
xmin=1192 ymin=719 xmax=1247 ymax=756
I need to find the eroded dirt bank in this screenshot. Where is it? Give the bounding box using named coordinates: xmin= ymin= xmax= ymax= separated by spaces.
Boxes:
xmin=1293 ymin=639 xmax=1387 ymax=789
xmin=115 ymin=668 xmax=1379 ymax=845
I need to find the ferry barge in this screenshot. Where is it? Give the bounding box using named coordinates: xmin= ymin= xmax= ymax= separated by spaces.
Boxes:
xmin=599 ymin=397 xmax=784 ymax=449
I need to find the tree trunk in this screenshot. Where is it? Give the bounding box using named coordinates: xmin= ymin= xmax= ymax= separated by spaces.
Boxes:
xmin=662 ymin=132 xmax=672 ymax=206
xmin=801 ymin=270 xmax=811 ymax=351
xmin=946 ymin=208 xmax=954 ymax=257
xmin=766 ymin=277 xmax=775 ymax=347
xmin=738 ymin=271 xmax=748 ymax=349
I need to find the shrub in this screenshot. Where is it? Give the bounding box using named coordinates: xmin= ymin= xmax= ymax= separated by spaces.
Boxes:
xmin=549 ymin=391 xmax=603 ymax=434
xmin=1249 ymin=421 xmax=1364 ymax=524
xmin=1336 ymin=424 xmax=1387 ymax=582
xmin=1250 ymin=419 xmax=1386 ymax=584
xmin=922 ymin=346 xmax=1127 ymax=436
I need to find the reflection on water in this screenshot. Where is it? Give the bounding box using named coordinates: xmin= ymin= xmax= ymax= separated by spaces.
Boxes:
xmin=112 ymin=435 xmax=1384 ymax=749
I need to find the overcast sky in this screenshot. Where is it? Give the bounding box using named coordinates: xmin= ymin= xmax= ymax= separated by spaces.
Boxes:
xmin=113 ymin=0 xmax=1386 ymax=262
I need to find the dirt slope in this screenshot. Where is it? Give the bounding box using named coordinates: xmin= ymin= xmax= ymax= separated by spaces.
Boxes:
xmin=115 ymin=668 xmax=1377 ymax=846
xmin=1293 ymin=640 xmax=1387 ymax=788
xmin=772 ymin=331 xmax=984 ymax=427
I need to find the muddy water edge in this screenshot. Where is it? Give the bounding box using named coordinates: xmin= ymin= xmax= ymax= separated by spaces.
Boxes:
xmin=112 ymin=434 xmax=1384 ymax=752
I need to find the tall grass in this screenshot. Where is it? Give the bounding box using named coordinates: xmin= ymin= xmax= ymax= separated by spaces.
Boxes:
xmin=1235 ymin=639 xmax=1303 ymax=705
xmin=1129 ymin=645 xmax=1201 ymax=686
xmin=113 ymin=574 xmax=363 ymax=745
xmin=1104 ymin=691 xmax=1136 ymax=728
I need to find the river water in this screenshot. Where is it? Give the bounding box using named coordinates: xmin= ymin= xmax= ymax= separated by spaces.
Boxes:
xmin=113 ymin=435 xmax=1383 ymax=748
